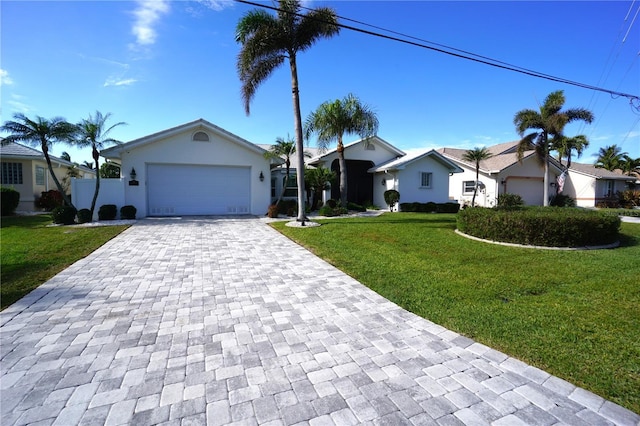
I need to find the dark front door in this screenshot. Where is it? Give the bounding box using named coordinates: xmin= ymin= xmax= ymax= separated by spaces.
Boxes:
xmin=331 ymin=159 xmax=374 ymax=206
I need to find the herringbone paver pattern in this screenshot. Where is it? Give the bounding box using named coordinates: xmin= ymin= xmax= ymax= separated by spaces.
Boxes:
xmin=1 ymin=217 xmax=638 ymax=425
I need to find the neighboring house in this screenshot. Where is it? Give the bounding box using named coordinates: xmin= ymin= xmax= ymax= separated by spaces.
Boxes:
xmin=99 ymin=119 xmax=272 ymax=217
xmin=0 ymin=141 xmax=96 ymax=211
xmin=308 ymin=136 xmax=463 ymax=210
xmin=565 ymin=162 xmax=635 ymax=207
xmin=257 ymin=144 xmax=318 ymax=204
xmin=439 ymin=141 xmax=564 ymax=207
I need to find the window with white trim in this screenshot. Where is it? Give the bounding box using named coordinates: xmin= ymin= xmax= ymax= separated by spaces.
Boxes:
xmin=420 ymin=172 xmax=432 ymax=188
xmin=36 ymin=166 xmax=45 ymax=185
xmin=1 ymin=162 xmax=23 ymax=185
xmin=463 ymin=181 xmax=476 ymax=193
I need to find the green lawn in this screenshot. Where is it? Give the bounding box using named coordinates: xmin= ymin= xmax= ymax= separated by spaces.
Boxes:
xmin=272 ymin=213 xmax=640 ymax=414
xmin=1 ymin=215 xmax=129 ymax=310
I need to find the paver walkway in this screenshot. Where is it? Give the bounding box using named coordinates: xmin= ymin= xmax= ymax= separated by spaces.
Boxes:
xmin=1 ymin=217 xmax=638 ymax=426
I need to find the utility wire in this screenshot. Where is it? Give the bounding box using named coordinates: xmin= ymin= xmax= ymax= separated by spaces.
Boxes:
xmin=235 ymin=0 xmax=640 ymax=112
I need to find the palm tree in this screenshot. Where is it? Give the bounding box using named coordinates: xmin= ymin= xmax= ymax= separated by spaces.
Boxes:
xmin=620 ymin=154 xmax=640 ymax=177
xmin=595 ymin=144 xmax=627 ymax=171
xmin=514 ymin=90 xmax=594 ymax=206
xmin=236 ymin=0 xmax=339 ymax=222
xmin=304 ymin=166 xmax=336 ymax=211
xmin=74 ymin=111 xmax=126 ymax=220
xmin=552 ymin=134 xmax=589 ymax=168
xmin=1 ymin=113 xmax=76 ymax=207
xmin=304 ymin=93 xmax=379 ymax=206
xmin=60 ymin=151 xmax=72 ymax=162
xmin=462 ymin=147 xmax=493 ymax=207
xmin=264 ymin=136 xmax=296 ymax=206
xmin=82 ymin=160 xmax=94 ymax=169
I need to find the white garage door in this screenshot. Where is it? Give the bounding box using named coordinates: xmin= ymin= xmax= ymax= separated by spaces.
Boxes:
xmin=507 ymin=178 xmax=544 ymax=206
xmin=147 ymin=164 xmax=251 ymax=216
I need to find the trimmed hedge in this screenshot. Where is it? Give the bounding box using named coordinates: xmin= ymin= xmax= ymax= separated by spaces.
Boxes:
xmin=1 ymin=187 xmax=20 ymax=216
xmin=77 ymin=208 xmax=92 ymax=224
xmin=98 ymin=204 xmax=118 ymax=221
xmin=52 ymin=206 xmax=77 ymax=225
xmin=120 ymin=205 xmax=137 ymax=220
xmin=457 ymin=207 xmax=620 ymax=247
xmin=399 ymin=202 xmax=460 ymax=213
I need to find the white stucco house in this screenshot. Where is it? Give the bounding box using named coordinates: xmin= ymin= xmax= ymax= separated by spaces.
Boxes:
xmin=95 ymin=119 xmax=272 ymax=217
xmin=565 ymin=162 xmax=635 ymax=207
xmin=308 ymin=136 xmax=463 ymax=210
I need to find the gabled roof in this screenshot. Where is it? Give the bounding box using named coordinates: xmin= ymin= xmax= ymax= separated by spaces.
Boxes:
xmin=307 ymin=135 xmax=405 ymax=165
xmin=0 ymin=141 xmax=95 ymax=173
xmin=102 ymin=118 xmax=267 ymax=159
xmin=368 ymin=149 xmax=463 ymax=174
xmin=569 ymin=162 xmax=636 ymax=180
xmin=438 ymin=142 xmax=562 ymax=174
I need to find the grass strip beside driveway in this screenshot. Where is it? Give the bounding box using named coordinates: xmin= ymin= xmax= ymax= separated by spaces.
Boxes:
xmin=1 ymin=214 xmax=129 ymax=310
xmin=272 ymin=212 xmax=640 ymax=414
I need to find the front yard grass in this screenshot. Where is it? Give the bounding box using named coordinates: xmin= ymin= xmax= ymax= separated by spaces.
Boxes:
xmin=272 ymin=213 xmax=640 ymax=414
xmin=1 ymin=214 xmax=129 ymax=310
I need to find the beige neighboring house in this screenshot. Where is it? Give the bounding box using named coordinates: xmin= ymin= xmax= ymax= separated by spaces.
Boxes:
xmin=565 ymin=162 xmax=635 ymax=207
xmin=439 ymin=141 xmax=563 ymax=207
xmin=0 ymin=141 xmax=96 ymax=211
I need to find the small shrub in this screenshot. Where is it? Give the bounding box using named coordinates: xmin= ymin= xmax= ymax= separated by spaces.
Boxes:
xmin=98 ymin=204 xmax=118 ymax=221
xmin=318 ymin=204 xmax=336 ymax=217
xmin=618 ymin=190 xmax=640 ymax=209
xmin=267 ymin=204 xmax=279 ymax=218
xmin=38 ymin=190 xmax=64 ymax=211
xmin=347 ymin=202 xmax=366 ymax=212
xmin=77 ymin=208 xmax=92 ymax=224
xmin=399 ymin=201 xmax=458 ymax=213
xmin=457 ymin=207 xmax=620 ymax=247
xmin=1 ymin=187 xmax=20 ymax=216
xmin=52 ymin=205 xmax=77 ymax=225
xmin=549 ymin=194 xmax=576 ymax=207
xmin=277 ymin=199 xmax=297 ymax=216
xmin=120 ymin=205 xmax=137 ymax=220
xmin=496 ymin=193 xmax=525 ymax=210
xmin=437 ymin=202 xmax=461 ymax=213
xmin=326 ymin=199 xmax=337 ymax=209
xmin=383 ymin=190 xmax=400 ymax=211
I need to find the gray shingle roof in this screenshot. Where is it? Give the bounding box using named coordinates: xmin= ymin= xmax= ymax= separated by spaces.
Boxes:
xmin=569 ymin=162 xmax=635 ymax=180
xmin=0 ymin=141 xmax=45 ymax=158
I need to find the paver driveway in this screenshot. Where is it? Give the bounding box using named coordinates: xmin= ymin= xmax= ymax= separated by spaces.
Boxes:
xmin=1 ymin=217 xmax=638 ymax=426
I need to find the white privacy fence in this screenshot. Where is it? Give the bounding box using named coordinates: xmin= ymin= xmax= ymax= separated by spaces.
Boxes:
xmin=71 ymin=178 xmax=126 ymax=220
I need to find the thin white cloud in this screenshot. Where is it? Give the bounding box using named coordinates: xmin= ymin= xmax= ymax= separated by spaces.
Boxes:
xmin=194 ymin=0 xmax=234 ymax=12
xmin=131 ymin=0 xmax=170 ymax=47
xmin=0 ymin=69 xmax=14 ymax=86
xmin=8 ymin=94 xmax=33 ymax=114
xmin=104 ymin=77 xmax=137 ymax=87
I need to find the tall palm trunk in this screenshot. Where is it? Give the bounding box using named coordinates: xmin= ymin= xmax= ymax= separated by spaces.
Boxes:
xmin=90 ymin=147 xmax=100 ymax=218
xmin=471 ymin=167 xmax=479 ymax=207
xmin=42 ymin=140 xmax=75 ymax=208
xmin=542 ymin=131 xmax=549 ymax=206
xmin=337 ymin=136 xmax=348 ymax=206
xmin=289 ymin=54 xmax=306 ymax=222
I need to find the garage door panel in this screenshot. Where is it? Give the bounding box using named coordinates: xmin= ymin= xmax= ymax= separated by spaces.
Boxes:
xmin=148 ymin=164 xmax=250 ymax=216
xmin=507 ymin=178 xmax=543 ymax=206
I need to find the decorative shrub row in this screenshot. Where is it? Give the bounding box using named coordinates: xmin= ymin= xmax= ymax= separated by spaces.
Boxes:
xmin=52 ymin=206 xmax=77 ymax=225
xmin=318 ymin=204 xmax=348 ymax=217
xmin=457 ymin=207 xmax=620 ymax=247
xmin=120 ymin=205 xmax=137 ymax=220
xmin=1 ymin=187 xmax=20 ymax=216
xmin=399 ymin=202 xmax=460 ymax=213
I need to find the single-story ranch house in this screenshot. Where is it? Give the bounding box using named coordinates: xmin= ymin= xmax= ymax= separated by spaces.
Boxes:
xmin=0 ymin=140 xmax=96 ymax=211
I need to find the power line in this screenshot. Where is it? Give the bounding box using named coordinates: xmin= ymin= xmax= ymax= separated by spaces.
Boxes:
xmin=235 ymin=0 xmax=640 ymax=113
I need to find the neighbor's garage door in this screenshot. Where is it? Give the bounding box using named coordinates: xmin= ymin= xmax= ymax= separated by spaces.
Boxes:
xmin=507 ymin=177 xmax=544 ymax=206
xmin=147 ymin=164 xmax=250 ymax=216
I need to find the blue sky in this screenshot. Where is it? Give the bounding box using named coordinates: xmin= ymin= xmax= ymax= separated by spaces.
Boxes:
xmin=1 ymin=1 xmax=638 ymax=166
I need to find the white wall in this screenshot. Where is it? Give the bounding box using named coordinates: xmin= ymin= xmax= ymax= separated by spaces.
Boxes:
xmin=117 ymin=127 xmax=270 ymax=217
xmin=71 ymin=178 xmax=126 ymax=220
xmin=396 ymin=157 xmax=452 ymax=208
xmin=448 ymin=166 xmax=498 ymax=208
xmin=565 ymin=171 xmax=629 ymax=207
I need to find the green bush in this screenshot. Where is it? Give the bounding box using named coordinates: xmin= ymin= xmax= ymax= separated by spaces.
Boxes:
xmin=549 ymin=194 xmax=576 ymax=207
xmin=618 ymin=190 xmax=640 ymax=209
xmin=77 ymin=208 xmax=92 ymax=224
xmin=383 ymin=190 xmax=400 ymax=211
xmin=120 ymin=205 xmax=137 ymax=220
xmin=457 ymin=207 xmax=620 ymax=247
xmin=1 ymin=187 xmax=20 ymax=216
xmin=496 ymin=193 xmax=525 ymax=210
xmin=37 ymin=190 xmax=64 ymax=211
xmin=52 ymin=205 xmax=77 ymax=225
xmin=399 ymin=201 xmax=459 ymax=213
xmin=277 ymin=199 xmax=298 ymax=216
xmin=318 ymin=204 xmax=337 ymax=217
xmin=326 ymin=199 xmax=337 ymax=209
xmin=347 ymin=202 xmax=366 ymax=212
xmin=98 ymin=204 xmax=117 ymax=221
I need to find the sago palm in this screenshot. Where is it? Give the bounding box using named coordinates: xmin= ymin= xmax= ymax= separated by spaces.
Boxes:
xmin=236 ymin=0 xmax=339 ymax=222
xmin=304 ymin=93 xmax=379 ymax=206
xmin=1 ymin=113 xmax=76 ymax=208
xmin=462 ymin=147 xmax=493 ymax=207
xmin=514 ymin=90 xmax=593 ymax=206
xmin=74 ymin=111 xmax=126 ymax=220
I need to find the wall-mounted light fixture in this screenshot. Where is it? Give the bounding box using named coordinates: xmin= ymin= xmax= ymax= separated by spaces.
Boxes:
xmin=500 ymin=179 xmax=506 ymax=185
xmin=259 ymin=171 xmax=264 ymax=182
xmin=130 ymin=168 xmax=137 ymax=180
xmin=381 ymin=179 xmax=386 ymax=186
